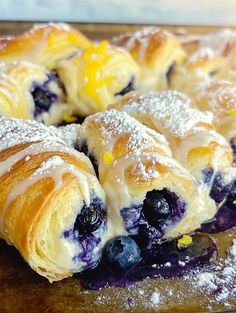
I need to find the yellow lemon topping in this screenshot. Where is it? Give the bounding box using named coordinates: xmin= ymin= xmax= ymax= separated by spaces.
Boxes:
xmin=63 ymin=114 xmax=77 ymax=123
xmin=103 ymin=151 xmax=114 ymax=165
xmin=177 ymin=234 xmax=192 ymax=249
xmin=229 ymin=107 xmax=236 ymax=116
xmin=81 ymin=41 xmax=115 ymax=107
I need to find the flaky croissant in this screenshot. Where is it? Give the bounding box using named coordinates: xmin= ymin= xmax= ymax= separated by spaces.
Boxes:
xmin=0 ymin=117 xmax=109 ymax=282
xmin=76 ymin=109 xmax=215 ymax=240
xmin=0 ymin=23 xmax=91 ymax=70
xmin=0 ymin=61 xmax=68 ymax=125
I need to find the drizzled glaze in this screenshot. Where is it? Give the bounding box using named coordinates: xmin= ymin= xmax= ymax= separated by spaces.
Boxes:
xmin=195 ymin=80 xmax=236 ymax=141
xmin=111 ymin=91 xmax=235 ymax=190
xmin=78 ymin=109 xmax=216 ymax=239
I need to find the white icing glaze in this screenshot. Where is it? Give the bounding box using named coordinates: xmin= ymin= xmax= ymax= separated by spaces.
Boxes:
xmin=1 ymin=156 xmax=93 ymax=230
xmin=119 ymin=91 xmax=213 ymax=138
xmin=114 ymin=91 xmax=236 ymax=189
xmin=79 ymin=110 xmax=216 ymax=238
xmin=0 ymin=117 xmax=108 ymax=274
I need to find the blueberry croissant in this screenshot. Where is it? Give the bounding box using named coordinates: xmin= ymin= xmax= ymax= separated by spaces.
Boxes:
xmin=192 ymin=80 xmax=236 ymax=161
xmin=0 ymin=23 xmax=91 ymax=70
xmin=0 ymin=61 xmax=67 ymax=125
xmin=111 ymin=26 xmax=186 ymax=91
xmin=77 ymin=110 xmax=215 ymax=240
xmin=0 ymin=117 xmax=108 ymax=282
xmin=110 ymin=90 xmax=236 ymax=204
xmin=57 ymin=40 xmax=141 ymax=116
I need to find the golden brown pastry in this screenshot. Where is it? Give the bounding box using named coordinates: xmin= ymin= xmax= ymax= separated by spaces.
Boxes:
xmin=111 ymin=26 xmax=186 ymax=91
xmin=0 ymin=23 xmax=91 ymax=69
xmin=57 ymin=40 xmax=141 ymax=116
xmin=192 ymin=80 xmax=236 ymax=156
xmin=0 ymin=117 xmax=109 ymax=282
xmin=76 ymin=109 xmax=215 ymax=240
xmin=110 ymin=90 xmax=235 ymax=204
xmin=0 ymin=61 xmax=68 ymax=125
xmin=170 ymin=49 xmax=227 ymax=97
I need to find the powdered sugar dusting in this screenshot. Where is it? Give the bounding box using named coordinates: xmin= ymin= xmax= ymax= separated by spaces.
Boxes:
xmin=198 ymin=28 xmax=236 ymax=56
xmin=119 ymin=91 xmax=213 ymax=137
xmin=112 ymin=26 xmax=172 ymax=59
xmin=197 ymin=80 xmax=236 ymax=115
xmin=93 ymin=109 xmax=169 ymax=151
xmin=188 ymin=47 xmax=216 ymax=63
xmin=92 ymin=238 xmax=236 ymax=311
xmin=0 ymin=117 xmax=64 ymax=152
xmin=189 ymin=239 xmax=236 ymax=306
xmin=31 ymin=155 xmax=65 ymax=177
xmin=90 ymin=109 xmax=174 ymax=181
xmin=52 ymin=124 xmax=80 ymax=148
xmin=149 ymin=291 xmax=161 ymax=307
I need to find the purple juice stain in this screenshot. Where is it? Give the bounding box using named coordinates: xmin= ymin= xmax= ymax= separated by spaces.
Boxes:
xmin=200 ymin=180 xmax=236 ymax=233
xmin=63 ymin=193 xmax=107 ymax=270
xmin=31 ymin=71 xmax=63 ymax=118
xmin=78 ymin=233 xmax=217 ymax=290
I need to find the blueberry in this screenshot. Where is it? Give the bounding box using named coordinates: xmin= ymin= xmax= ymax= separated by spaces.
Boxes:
xmin=142 ymin=190 xmax=171 ymax=227
xmin=31 ymin=87 xmax=55 ymax=111
xmin=202 ymin=167 xmax=213 ymax=184
xmin=75 ymin=203 xmax=105 ymax=234
xmin=104 ymin=236 xmax=141 ymax=272
xmin=210 ymin=172 xmax=233 ymax=203
xmin=114 ymin=76 xmax=135 ymax=96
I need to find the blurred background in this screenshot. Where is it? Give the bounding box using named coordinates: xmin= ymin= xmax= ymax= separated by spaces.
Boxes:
xmin=1 ymin=0 xmax=236 ymax=25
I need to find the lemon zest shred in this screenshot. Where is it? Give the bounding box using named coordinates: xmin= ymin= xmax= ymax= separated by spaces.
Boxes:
xmin=63 ymin=114 xmax=77 ymax=123
xmin=81 ymin=41 xmax=115 ymax=107
xmin=229 ymin=108 xmax=236 ymax=116
xmin=103 ymin=151 xmax=114 ymax=165
xmin=177 ymin=235 xmax=192 ymax=249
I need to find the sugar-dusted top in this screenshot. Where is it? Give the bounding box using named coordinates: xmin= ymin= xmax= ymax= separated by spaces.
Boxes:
xmin=91 ymin=109 xmax=169 ymax=152
xmin=118 ymin=91 xmax=213 ymax=137
xmin=197 ymin=80 xmax=236 ymax=114
xmin=0 ymin=117 xmax=82 ymax=160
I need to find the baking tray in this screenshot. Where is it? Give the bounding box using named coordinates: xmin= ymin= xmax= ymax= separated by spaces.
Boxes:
xmin=0 ymin=22 xmax=236 ymax=313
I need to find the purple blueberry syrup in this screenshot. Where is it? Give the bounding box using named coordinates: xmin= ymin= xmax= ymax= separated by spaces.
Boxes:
xmin=31 ymin=72 xmax=63 ymax=117
xmin=63 ymin=193 xmax=107 ymax=270
xmin=78 ymin=233 xmax=217 ymax=289
xmin=200 ymin=180 xmax=236 ymax=233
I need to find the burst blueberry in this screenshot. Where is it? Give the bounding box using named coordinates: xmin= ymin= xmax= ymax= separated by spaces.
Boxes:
xmin=31 ymin=86 xmax=55 ymax=111
xmin=75 ymin=203 xmax=105 ymax=235
xmin=104 ymin=236 xmax=141 ymax=272
xmin=142 ymin=190 xmax=171 ymax=227
xmin=210 ymin=172 xmax=233 ymax=203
